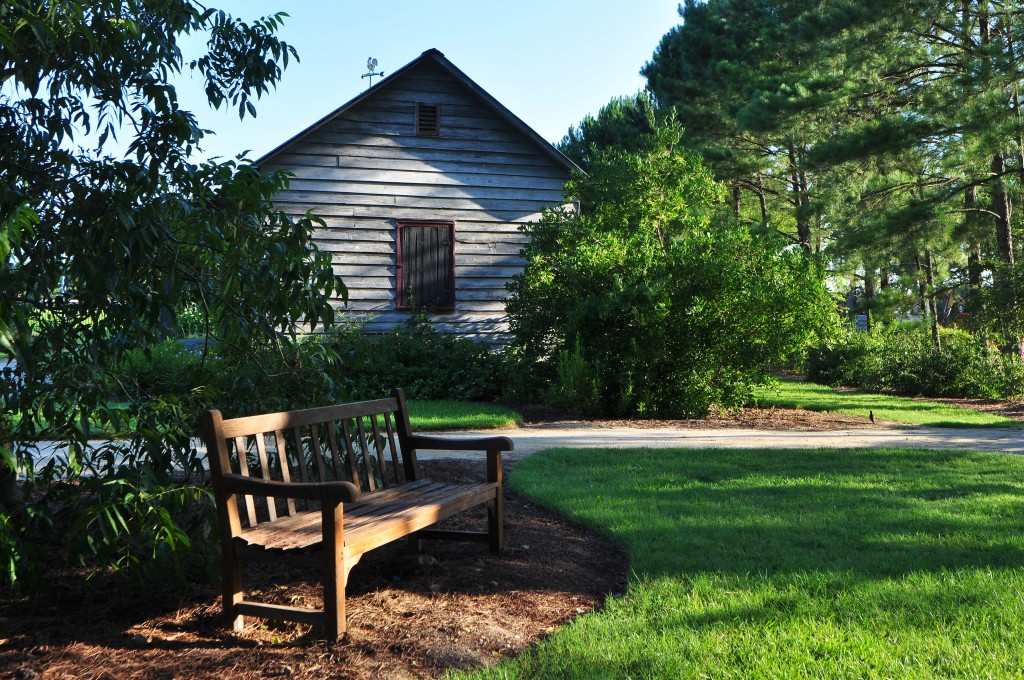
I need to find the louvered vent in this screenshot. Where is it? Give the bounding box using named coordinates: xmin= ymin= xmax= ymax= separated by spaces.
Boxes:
xmin=416 ymin=103 xmax=440 ymax=136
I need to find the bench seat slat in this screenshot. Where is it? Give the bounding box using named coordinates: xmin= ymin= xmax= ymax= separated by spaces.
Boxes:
xmin=236 ymin=481 xmax=498 ymax=555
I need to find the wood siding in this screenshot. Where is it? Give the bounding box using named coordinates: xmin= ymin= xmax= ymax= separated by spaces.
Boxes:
xmin=261 ymin=59 xmax=570 ymax=343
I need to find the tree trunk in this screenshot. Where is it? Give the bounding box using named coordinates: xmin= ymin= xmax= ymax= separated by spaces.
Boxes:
xmin=925 ymin=249 xmax=941 ymax=353
xmin=787 ymin=144 xmax=812 ymax=254
xmin=863 ymin=272 xmax=875 ymax=331
xmin=915 ymin=252 xmax=929 ymax=322
xmin=756 ymin=174 xmax=768 ymax=224
xmin=731 ymin=185 xmax=741 ymax=218
xmin=991 ymin=151 xmax=1015 ymax=263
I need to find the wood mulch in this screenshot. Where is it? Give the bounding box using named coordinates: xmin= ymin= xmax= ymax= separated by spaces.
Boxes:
xmin=0 ymin=458 xmax=628 ymax=680
xmin=512 ymin=402 xmax=877 ymax=430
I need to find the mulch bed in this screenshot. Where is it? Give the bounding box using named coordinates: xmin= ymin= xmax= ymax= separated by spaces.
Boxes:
xmin=0 ymin=459 xmax=627 ymax=679
xmin=512 ymin=402 xmax=877 ymax=430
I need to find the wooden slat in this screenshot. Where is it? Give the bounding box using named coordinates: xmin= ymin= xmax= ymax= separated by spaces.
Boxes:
xmin=355 ymin=417 xmax=376 ymax=492
xmin=369 ymin=414 xmax=388 ymax=488
xmin=233 ymin=436 xmax=257 ymax=527
xmin=218 ymin=399 xmax=399 ymax=439
xmin=415 ymin=529 xmax=489 ymax=542
xmin=236 ymin=481 xmax=498 ymax=554
xmin=273 ymin=430 xmax=297 ymax=515
xmin=309 ymin=424 xmax=328 ymax=482
xmin=340 ymin=419 xmax=360 ymax=488
xmin=234 ymin=543 xmax=321 ymax=568
xmin=236 ymin=601 xmax=324 ymax=627
xmin=254 ymin=434 xmax=277 ymax=522
xmin=343 ymin=486 xmax=499 ymax=556
xmin=326 ymin=421 xmax=345 ymax=480
xmin=383 ymin=412 xmax=401 ymax=485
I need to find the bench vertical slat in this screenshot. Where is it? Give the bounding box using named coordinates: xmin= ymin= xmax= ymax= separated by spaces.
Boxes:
xmin=309 ymin=424 xmax=328 ymax=482
xmin=291 ymin=426 xmax=312 ymax=512
xmin=340 ymin=419 xmax=360 ymax=488
xmin=326 ymin=421 xmax=346 ymax=481
xmin=273 ymin=430 xmax=298 ymax=516
xmin=369 ymin=414 xmax=388 ymax=488
xmin=383 ymin=412 xmax=402 ymax=485
xmin=355 ymin=417 xmax=377 ymax=492
xmin=254 ymin=433 xmax=278 ymax=522
xmin=391 ymin=388 xmax=421 ymax=481
xmin=233 ymin=436 xmax=258 ymax=527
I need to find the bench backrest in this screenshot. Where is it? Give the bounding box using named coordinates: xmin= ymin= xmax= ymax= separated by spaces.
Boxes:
xmin=201 ymin=388 xmax=420 ymax=530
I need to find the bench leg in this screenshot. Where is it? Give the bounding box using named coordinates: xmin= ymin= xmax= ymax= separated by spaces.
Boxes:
xmin=323 ymin=502 xmax=346 ymax=641
xmin=223 ymin=554 xmax=244 ymax=632
xmin=487 ymin=495 xmax=504 ymax=553
xmin=487 ymin=450 xmax=504 ymax=553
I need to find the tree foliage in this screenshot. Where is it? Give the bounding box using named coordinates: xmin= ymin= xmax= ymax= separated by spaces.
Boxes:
xmin=0 ymin=1 xmax=344 ymax=588
xmin=508 ymin=124 xmax=837 ymax=417
xmin=642 ymin=0 xmax=1024 ymax=351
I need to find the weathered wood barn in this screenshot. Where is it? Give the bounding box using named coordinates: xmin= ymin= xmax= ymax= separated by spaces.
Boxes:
xmin=259 ymin=49 xmax=578 ymax=342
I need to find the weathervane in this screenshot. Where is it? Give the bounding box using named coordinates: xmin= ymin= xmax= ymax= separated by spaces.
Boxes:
xmin=362 ymin=57 xmax=384 ymax=88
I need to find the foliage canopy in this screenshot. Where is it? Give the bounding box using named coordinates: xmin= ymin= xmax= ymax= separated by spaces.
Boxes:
xmin=0 ymin=1 xmax=344 ymax=588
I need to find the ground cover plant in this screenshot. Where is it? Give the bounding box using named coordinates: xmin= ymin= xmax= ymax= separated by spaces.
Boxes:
xmin=466 ymin=446 xmax=1024 ymax=678
xmin=751 ymin=379 xmax=1022 ymax=428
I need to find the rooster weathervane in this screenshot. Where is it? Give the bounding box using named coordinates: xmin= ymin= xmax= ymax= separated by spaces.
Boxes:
xmin=362 ymin=57 xmax=384 ymax=88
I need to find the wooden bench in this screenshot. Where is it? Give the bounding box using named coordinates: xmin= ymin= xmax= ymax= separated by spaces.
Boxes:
xmin=200 ymin=388 xmax=513 ymax=640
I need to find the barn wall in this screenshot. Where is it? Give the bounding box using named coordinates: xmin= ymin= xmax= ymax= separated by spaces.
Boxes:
xmin=262 ymin=60 xmax=570 ymax=343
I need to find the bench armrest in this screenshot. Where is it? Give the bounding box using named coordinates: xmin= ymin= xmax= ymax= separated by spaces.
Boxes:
xmin=403 ymin=433 xmax=514 ymax=452
xmin=220 ymin=473 xmax=362 ymax=503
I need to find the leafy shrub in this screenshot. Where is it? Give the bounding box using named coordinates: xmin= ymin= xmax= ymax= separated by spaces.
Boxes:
xmin=806 ymin=324 xmax=1024 ymax=399
xmin=322 ymin=317 xmax=505 ymax=402
xmin=508 ymin=124 xmax=838 ymax=417
xmin=175 ymin=303 xmax=207 ymax=339
xmin=550 ymin=340 xmax=601 ymax=414
xmin=118 ymin=341 xmax=206 ymax=401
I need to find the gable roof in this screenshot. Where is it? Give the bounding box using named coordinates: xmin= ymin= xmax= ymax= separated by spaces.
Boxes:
xmin=257 ymin=48 xmax=580 ymax=174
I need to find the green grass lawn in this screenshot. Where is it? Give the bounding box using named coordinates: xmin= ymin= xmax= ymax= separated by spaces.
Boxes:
xmin=406 ymin=400 xmax=521 ymax=431
xmin=750 ymin=379 xmax=1022 ymax=428
xmin=9 ymin=400 xmax=520 ymax=438
xmin=463 ymin=446 xmax=1024 ymax=678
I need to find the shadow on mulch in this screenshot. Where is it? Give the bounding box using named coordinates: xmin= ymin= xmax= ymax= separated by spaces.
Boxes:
xmin=0 ymin=459 xmax=628 ymax=679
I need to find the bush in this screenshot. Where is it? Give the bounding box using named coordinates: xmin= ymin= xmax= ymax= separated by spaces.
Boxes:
xmin=507 ymin=124 xmax=838 ymax=418
xmin=805 ymin=324 xmax=1024 ymax=399
xmin=321 ymin=317 xmax=505 ymax=402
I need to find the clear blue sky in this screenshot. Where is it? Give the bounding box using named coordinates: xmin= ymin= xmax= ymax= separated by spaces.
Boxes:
xmin=175 ymin=1 xmax=683 ymax=161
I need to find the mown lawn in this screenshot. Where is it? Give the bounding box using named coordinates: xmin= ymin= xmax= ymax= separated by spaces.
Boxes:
xmin=750 ymin=379 xmax=1022 ymax=428
xmin=407 ymin=400 xmax=521 ymax=431
xmin=463 ymin=446 xmax=1024 ymax=678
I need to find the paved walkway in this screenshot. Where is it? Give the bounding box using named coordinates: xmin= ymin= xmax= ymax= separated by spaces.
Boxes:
xmin=419 ymin=422 xmax=1024 ymax=461
xmin=19 ymin=423 xmax=1024 ymax=474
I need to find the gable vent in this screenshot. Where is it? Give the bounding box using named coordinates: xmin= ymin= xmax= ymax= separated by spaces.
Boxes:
xmin=416 ymin=102 xmax=440 ymax=136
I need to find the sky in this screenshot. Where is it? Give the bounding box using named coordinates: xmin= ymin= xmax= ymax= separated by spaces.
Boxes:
xmin=172 ymin=1 xmax=684 ymax=162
